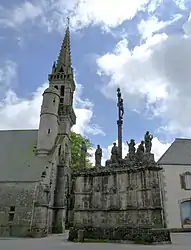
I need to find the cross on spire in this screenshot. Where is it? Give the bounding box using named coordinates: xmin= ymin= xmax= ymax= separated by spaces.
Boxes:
xmin=67 ymin=16 xmax=70 ymax=27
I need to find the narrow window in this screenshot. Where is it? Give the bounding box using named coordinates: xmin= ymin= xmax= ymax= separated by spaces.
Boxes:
xmin=8 ymin=206 xmax=15 ymax=222
xmin=180 ymin=172 xmax=191 ymax=190
xmin=185 ymin=172 xmax=191 ymax=190
xmin=9 ymin=213 xmax=14 ymax=221
xmin=61 ymin=86 xmax=65 ymax=96
xmin=70 ymin=91 xmax=73 ymax=105
xmin=58 ymin=145 xmax=61 ymax=156
xmin=41 ymin=171 xmax=46 ymax=178
xmin=48 ymin=129 xmax=51 ymax=134
xmin=53 ymin=97 xmax=56 ymax=104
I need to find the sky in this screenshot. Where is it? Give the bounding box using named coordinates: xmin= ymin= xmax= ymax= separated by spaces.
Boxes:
xmin=0 ymin=0 xmax=191 ymax=165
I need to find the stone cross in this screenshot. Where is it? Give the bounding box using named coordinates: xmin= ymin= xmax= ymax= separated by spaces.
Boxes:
xmin=117 ymin=88 xmax=124 ymax=159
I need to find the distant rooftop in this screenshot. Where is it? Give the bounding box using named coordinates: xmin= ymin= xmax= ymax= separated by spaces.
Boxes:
xmin=157 ymin=138 xmax=191 ymax=166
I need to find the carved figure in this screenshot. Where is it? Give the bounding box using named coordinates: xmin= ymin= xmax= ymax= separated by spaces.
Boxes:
xmin=117 ymin=88 xmax=124 ymax=120
xmin=95 ymin=144 xmax=102 ymax=167
xmin=136 ymin=141 xmax=144 ymax=162
xmin=144 ymin=131 xmax=153 ymax=153
xmin=111 ymin=142 xmax=119 ymax=163
xmin=127 ymin=139 xmax=136 ymax=160
xmin=80 ymin=141 xmax=87 ymax=168
xmin=119 ymin=98 xmax=124 ymax=119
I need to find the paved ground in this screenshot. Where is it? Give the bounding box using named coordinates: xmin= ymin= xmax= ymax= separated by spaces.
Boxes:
xmin=0 ymin=233 xmax=191 ymax=250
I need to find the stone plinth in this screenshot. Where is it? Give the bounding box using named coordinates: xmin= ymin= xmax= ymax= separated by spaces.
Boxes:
xmin=69 ymin=227 xmax=171 ymax=244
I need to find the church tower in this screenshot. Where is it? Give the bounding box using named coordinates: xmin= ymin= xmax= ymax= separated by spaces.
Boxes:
xmin=36 ymin=21 xmax=76 ymax=156
xmin=48 ymin=21 xmax=76 ymax=233
xmin=48 ymin=21 xmax=76 ymax=134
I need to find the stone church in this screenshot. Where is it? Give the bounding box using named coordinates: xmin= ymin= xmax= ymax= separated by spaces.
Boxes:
xmin=0 ymin=25 xmax=75 ymax=237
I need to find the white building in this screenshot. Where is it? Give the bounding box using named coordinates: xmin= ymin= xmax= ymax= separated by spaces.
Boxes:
xmin=158 ymin=138 xmax=191 ymax=230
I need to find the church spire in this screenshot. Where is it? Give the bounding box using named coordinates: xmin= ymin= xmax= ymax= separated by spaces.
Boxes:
xmin=57 ymin=17 xmax=72 ymax=69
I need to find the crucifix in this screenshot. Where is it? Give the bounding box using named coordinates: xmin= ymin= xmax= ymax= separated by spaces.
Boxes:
xmin=117 ymin=88 xmax=124 ymax=159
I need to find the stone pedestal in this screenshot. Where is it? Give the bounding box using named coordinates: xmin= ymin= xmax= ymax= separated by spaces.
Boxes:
xmin=77 ymin=229 xmax=84 ymax=242
xmin=105 ymin=159 xmax=112 ymax=166
xmin=143 ymin=153 xmax=155 ymax=163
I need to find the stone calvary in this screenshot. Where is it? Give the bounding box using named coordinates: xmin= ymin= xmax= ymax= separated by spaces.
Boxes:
xmin=69 ymin=89 xmax=171 ymax=244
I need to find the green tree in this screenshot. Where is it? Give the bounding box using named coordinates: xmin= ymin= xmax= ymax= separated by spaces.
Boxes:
xmin=71 ymin=132 xmax=93 ymax=170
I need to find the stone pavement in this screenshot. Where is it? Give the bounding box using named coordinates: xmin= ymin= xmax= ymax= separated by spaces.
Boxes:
xmin=0 ymin=233 xmax=191 ymax=250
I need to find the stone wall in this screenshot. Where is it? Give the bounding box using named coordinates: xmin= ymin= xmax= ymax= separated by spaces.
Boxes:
xmin=69 ymin=164 xmax=168 ymax=242
xmin=0 ymin=181 xmax=37 ymax=237
xmin=0 ymin=180 xmax=55 ymax=237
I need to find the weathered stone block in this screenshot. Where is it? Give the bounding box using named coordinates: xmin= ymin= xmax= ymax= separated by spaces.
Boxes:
xmin=77 ymin=229 xmax=84 ymax=242
xmin=69 ymin=226 xmax=171 ymax=244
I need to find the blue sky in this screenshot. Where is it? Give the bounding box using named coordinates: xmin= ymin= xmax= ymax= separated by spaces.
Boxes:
xmin=1 ymin=0 xmax=191 ymax=162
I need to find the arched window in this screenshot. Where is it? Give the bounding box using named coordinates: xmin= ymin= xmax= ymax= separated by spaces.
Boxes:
xmin=54 ymin=85 xmax=58 ymax=90
xmin=48 ymin=129 xmax=51 ymax=134
xmin=61 ymin=86 xmax=65 ymax=96
xmin=60 ymin=67 xmax=64 ymax=72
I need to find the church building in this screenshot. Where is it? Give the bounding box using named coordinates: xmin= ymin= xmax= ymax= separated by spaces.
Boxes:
xmin=0 ymin=24 xmax=76 ymax=237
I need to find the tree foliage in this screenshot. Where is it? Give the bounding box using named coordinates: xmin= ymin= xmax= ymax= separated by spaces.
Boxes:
xmin=71 ymin=132 xmax=93 ymax=170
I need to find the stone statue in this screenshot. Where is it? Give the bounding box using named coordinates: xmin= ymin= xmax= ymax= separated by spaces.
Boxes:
xmin=119 ymin=98 xmax=124 ymax=119
xmin=111 ymin=142 xmax=119 ymax=163
xmin=95 ymin=144 xmax=102 ymax=167
xmin=144 ymin=131 xmax=153 ymax=153
xmin=127 ymin=139 xmax=136 ymax=160
xmin=80 ymin=141 xmax=87 ymax=168
xmin=136 ymin=140 xmax=144 ymax=162
xmin=117 ymin=88 xmax=124 ymax=120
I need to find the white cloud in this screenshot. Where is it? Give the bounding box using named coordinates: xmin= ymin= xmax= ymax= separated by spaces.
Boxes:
xmin=68 ymin=0 xmax=151 ymax=31
xmin=183 ymin=13 xmax=191 ymax=36
xmin=174 ymin=0 xmax=186 ymax=9
xmin=97 ymin=34 xmax=168 ymax=107
xmin=0 ymin=60 xmax=17 ymax=96
xmin=97 ymin=31 xmax=191 ymax=135
xmin=12 ymin=2 xmax=43 ymax=26
xmin=0 ymin=0 xmax=161 ymax=32
xmin=138 ymin=14 xmax=182 ymax=40
xmin=138 ymin=17 xmax=167 ymax=40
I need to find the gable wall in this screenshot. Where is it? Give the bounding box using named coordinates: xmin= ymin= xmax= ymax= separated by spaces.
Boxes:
xmin=161 ymin=164 xmax=191 ymax=229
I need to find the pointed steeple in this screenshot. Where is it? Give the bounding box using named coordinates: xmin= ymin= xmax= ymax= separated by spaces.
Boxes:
xmin=57 ymin=17 xmax=72 ymax=69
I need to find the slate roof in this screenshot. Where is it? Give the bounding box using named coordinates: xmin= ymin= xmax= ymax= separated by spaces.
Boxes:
xmin=0 ymin=129 xmax=51 ymax=182
xmin=157 ymin=138 xmax=191 ymax=166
